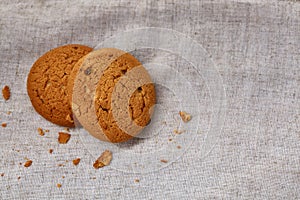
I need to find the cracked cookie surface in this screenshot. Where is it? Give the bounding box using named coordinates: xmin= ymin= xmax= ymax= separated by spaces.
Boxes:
xmin=27 ymin=44 xmax=93 ymax=127
xmin=94 ymin=49 xmax=156 ymax=143
xmin=70 ymin=48 xmax=156 ymax=142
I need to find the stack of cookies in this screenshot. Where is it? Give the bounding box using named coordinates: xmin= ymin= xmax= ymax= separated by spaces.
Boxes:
xmin=27 ymin=44 xmax=156 ymax=143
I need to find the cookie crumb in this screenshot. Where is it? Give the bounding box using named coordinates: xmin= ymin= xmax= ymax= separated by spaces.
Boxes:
xmin=91 ymin=177 xmax=96 ymax=179
xmin=1 ymin=173 xmax=4 ymax=177
xmin=1 ymin=123 xmax=7 ymax=128
xmin=57 ymin=183 xmax=62 ymax=188
xmin=44 ymin=129 xmax=50 ymax=133
xmin=17 ymin=176 xmax=21 ymax=180
xmin=173 ymin=129 xmax=185 ymax=134
xmin=179 ymin=111 xmax=191 ymax=122
xmin=2 ymin=85 xmax=10 ymax=100
xmin=49 ymin=149 xmax=53 ymax=154
xmin=6 ymin=111 xmax=11 ymax=115
xmin=64 ymin=127 xmax=70 ymax=132
xmin=24 ymin=160 xmax=32 ymax=168
xmin=177 ymin=145 xmax=181 ymax=149
xmin=93 ymin=150 xmax=112 ymax=169
xmin=58 ymin=132 xmax=71 ymax=144
xmin=66 ymin=114 xmax=74 ymax=123
xmin=168 ymin=138 xmax=172 ymax=141
xmin=72 ymin=158 xmax=81 ymax=166
xmin=37 ymin=127 xmax=45 ymax=136
xmin=134 ymin=179 xmax=140 ymax=183
xmin=58 ymin=163 xmax=64 ymax=167
xmin=62 ymin=176 xmax=65 ymax=179
xmin=160 ymin=159 xmax=168 ymax=163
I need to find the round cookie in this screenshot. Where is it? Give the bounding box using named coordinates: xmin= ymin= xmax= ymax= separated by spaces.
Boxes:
xmin=70 ymin=48 xmax=156 ymax=143
xmin=94 ymin=50 xmax=156 ymax=143
xmin=27 ymin=44 xmax=93 ymax=127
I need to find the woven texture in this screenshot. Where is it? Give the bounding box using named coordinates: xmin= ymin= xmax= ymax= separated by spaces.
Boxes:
xmin=0 ymin=0 xmax=299 ymax=199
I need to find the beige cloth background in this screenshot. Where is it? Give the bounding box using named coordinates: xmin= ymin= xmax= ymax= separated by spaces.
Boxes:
xmin=0 ymin=0 xmax=299 ymax=199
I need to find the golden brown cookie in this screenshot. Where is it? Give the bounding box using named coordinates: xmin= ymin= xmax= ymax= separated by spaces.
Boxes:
xmin=27 ymin=44 xmax=93 ymax=127
xmin=70 ymin=48 xmax=156 ymax=143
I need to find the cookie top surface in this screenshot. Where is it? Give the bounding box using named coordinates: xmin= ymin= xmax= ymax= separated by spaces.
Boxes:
xmin=27 ymin=44 xmax=93 ymax=127
xmin=70 ymin=48 xmax=156 ymax=143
